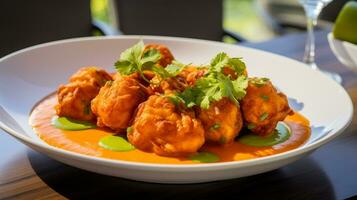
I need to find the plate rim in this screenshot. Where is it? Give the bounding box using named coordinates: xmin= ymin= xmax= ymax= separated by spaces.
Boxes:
xmin=0 ymin=35 xmax=353 ymax=170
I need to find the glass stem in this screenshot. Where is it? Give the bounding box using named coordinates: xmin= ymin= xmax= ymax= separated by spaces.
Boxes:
xmin=303 ymin=8 xmax=319 ymax=70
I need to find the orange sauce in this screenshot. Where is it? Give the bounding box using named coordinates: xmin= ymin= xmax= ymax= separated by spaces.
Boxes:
xmin=30 ymin=95 xmax=310 ymax=164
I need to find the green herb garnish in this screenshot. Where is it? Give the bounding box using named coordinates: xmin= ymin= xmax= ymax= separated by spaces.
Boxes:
xmin=259 ymin=112 xmax=269 ymax=121
xmin=171 ymin=52 xmax=248 ymax=109
xmin=210 ymin=52 xmax=246 ymax=75
xmin=211 ymin=123 xmax=221 ymax=130
xmin=115 ymin=43 xmax=249 ymax=110
xmin=260 ymin=94 xmax=269 ymax=101
xmin=114 ymin=41 xmax=163 ymax=81
xmin=114 ymin=41 xmax=186 ymax=82
xmin=251 ymin=77 xmax=270 ymax=88
xmin=247 ymin=123 xmax=256 ymax=130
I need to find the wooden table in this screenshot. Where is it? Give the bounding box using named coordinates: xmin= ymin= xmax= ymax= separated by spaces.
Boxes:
xmin=1 ymin=31 xmax=357 ymax=200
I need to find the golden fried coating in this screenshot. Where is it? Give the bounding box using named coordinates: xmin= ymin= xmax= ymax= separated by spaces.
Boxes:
xmin=179 ymin=65 xmax=246 ymax=83
xmin=198 ymin=98 xmax=243 ymax=144
xmin=55 ymin=67 xmax=112 ymax=121
xmin=69 ymin=67 xmax=112 ymax=87
xmin=241 ymin=78 xmax=292 ymax=136
xmin=91 ymin=75 xmax=148 ymax=131
xmin=180 ymin=66 xmax=207 ymax=85
xmin=128 ymin=95 xmax=205 ymax=156
xmin=150 ymin=76 xmax=187 ymax=95
xmin=144 ymin=44 xmax=174 ymax=67
xmin=150 ymin=66 xmax=207 ymax=95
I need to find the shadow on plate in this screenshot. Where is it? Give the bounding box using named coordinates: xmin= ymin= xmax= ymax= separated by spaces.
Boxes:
xmin=28 ymin=150 xmax=335 ymax=199
xmin=288 ymin=97 xmax=304 ymax=112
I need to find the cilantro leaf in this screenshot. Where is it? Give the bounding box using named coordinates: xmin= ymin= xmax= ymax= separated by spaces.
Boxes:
xmin=177 ymin=87 xmax=200 ymax=108
xmin=165 ymin=64 xmax=182 ymax=77
xmin=210 ymin=52 xmax=229 ymax=73
xmin=151 ymin=65 xmax=170 ymax=79
xmin=191 ymin=73 xmax=248 ymax=109
xmin=120 ymin=40 xmax=144 ymax=62
xmin=114 ymin=41 xmax=162 ymax=81
xmin=160 ymin=52 xmax=249 ymax=110
xmin=232 ymin=75 xmax=248 ymax=100
xmin=141 ymin=48 xmax=161 ymax=68
xmin=228 ymin=57 xmax=246 ymax=75
xmin=210 ymin=52 xmax=246 ymax=76
xmin=114 ymin=60 xmax=134 ymax=75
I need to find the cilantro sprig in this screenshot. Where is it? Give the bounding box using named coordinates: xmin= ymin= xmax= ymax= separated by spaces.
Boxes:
xmin=114 ymin=41 xmax=184 ymax=82
xmin=171 ymin=52 xmax=248 ymax=109
xmin=115 ymin=42 xmax=249 ymax=109
xmin=210 ymin=52 xmax=246 ymax=76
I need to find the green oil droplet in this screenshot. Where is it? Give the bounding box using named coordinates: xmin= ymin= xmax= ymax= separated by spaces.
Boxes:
xmin=238 ymin=122 xmax=291 ymax=147
xmin=99 ymin=135 xmax=135 ymax=152
xmin=188 ymin=152 xmax=220 ymax=163
xmin=52 ymin=116 xmax=96 ymax=131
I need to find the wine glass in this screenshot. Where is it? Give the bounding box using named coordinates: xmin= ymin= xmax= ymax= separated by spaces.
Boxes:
xmin=298 ymin=0 xmax=342 ymax=83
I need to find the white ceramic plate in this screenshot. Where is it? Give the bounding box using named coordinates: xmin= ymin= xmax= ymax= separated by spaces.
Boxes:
xmin=0 ymin=36 xmax=353 ymax=183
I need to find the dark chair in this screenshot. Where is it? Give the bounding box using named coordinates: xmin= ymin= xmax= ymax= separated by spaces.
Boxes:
xmin=112 ymin=0 xmax=246 ymax=42
xmin=0 ymin=0 xmax=116 ymax=58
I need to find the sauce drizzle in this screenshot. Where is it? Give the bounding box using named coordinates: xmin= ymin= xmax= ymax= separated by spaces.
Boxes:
xmin=30 ymin=95 xmax=311 ymax=164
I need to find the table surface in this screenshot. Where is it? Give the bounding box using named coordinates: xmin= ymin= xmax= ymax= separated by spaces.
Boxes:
xmin=1 ymin=30 xmax=357 ymax=200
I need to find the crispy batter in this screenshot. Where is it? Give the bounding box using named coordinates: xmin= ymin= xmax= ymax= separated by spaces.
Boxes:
xmin=198 ymin=98 xmax=243 ymax=144
xmin=91 ymin=75 xmax=148 ymax=131
xmin=144 ymin=44 xmax=174 ymax=67
xmin=55 ymin=67 xmax=112 ymax=121
xmin=69 ymin=67 xmax=112 ymax=87
xmin=128 ymin=95 xmax=205 ymax=156
xmin=241 ymin=79 xmax=292 ymax=136
xmin=181 ymin=66 xmax=207 ymax=85
xmin=150 ymin=76 xmax=187 ymax=95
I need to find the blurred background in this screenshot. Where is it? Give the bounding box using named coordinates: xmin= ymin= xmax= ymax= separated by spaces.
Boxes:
xmin=0 ymin=0 xmax=351 ymax=57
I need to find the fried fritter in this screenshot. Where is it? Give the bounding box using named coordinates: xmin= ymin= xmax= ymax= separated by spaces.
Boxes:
xmin=69 ymin=67 xmax=112 ymax=87
xmin=55 ymin=67 xmax=112 ymax=121
xmin=91 ymin=74 xmax=148 ymax=131
xmin=241 ymin=78 xmax=292 ymax=136
xmin=144 ymin=44 xmax=174 ymax=67
xmin=198 ymin=98 xmax=243 ymax=144
xmin=128 ymin=95 xmax=205 ymax=156
xmin=181 ymin=66 xmax=207 ymax=85
xmin=150 ymin=75 xmax=187 ymax=95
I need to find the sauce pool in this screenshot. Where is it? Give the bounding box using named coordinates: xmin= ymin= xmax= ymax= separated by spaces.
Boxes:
xmin=29 ymin=95 xmax=311 ymax=164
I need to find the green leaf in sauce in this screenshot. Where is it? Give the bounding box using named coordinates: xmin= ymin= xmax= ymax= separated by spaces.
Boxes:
xmin=99 ymin=135 xmax=135 ymax=152
xmin=188 ymin=152 xmax=220 ymax=163
xmin=51 ymin=116 xmax=96 ymax=131
xmin=238 ymin=122 xmax=291 ymax=147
